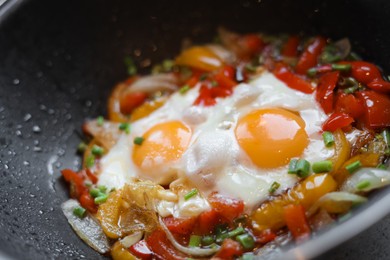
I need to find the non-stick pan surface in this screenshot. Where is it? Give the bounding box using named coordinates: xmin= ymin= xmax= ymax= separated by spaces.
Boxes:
xmin=1 ymin=0 xmax=390 ymax=259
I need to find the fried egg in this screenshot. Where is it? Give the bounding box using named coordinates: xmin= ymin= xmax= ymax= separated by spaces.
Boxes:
xmin=98 ymin=71 xmax=334 ymax=216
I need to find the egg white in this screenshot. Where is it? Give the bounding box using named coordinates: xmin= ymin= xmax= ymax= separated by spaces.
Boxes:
xmin=98 ymin=71 xmax=336 ymax=216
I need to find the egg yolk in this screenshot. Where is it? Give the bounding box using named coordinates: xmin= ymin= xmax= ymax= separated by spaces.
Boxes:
xmin=133 ymin=121 xmax=192 ymax=170
xmin=235 ymin=108 xmax=308 ymax=168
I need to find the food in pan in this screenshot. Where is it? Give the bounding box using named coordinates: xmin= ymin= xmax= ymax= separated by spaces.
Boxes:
xmin=60 ymin=28 xmax=390 ymax=259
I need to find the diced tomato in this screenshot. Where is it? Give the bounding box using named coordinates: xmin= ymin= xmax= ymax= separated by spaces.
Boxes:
xmin=129 ymin=240 xmax=153 ymax=260
xmin=356 ymin=90 xmax=390 ymax=129
xmin=322 ymin=112 xmax=354 ymax=132
xmin=214 ymin=238 xmax=243 ymax=260
xmin=316 ymin=71 xmax=340 ymax=114
xmin=241 ymin=34 xmax=264 ymax=55
xmin=198 ymin=209 xmax=222 ymax=234
xmin=334 ymin=92 xmax=364 ymax=119
xmin=283 ymin=204 xmax=311 ymax=241
xmin=220 ymin=65 xmax=236 ymax=80
xmin=208 ymin=193 xmax=244 ymax=222
xmin=84 ymin=169 xmax=98 ymax=184
xmin=295 ymin=36 xmax=327 ymax=74
xmin=256 ymin=229 xmax=277 ymax=244
xmin=119 ymin=91 xmax=148 ymax=114
xmin=145 ymin=229 xmax=186 ymax=260
xmin=281 ymin=36 xmax=300 ymax=57
xmin=79 ymin=191 xmax=97 ymax=214
xmin=367 ymin=79 xmax=390 ymax=93
xmin=61 ymin=169 xmax=86 ymax=197
xmin=163 ymin=216 xmax=197 ymax=235
xmin=273 ymin=63 xmax=314 ymax=94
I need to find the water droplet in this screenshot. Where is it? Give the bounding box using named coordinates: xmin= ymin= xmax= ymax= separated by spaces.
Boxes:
xmin=23 ymin=161 xmax=30 ymax=166
xmin=33 ymin=146 xmax=42 ymax=152
xmin=4 ymin=164 xmax=8 ymax=169
xmin=13 ymin=79 xmax=20 ymax=85
xmin=39 ymin=210 xmax=43 ymax=214
xmin=48 ymin=109 xmax=55 ymax=115
xmin=32 ymin=125 xmax=41 ymax=133
xmin=15 ymin=130 xmax=22 ymax=136
xmin=23 ymin=113 xmax=32 ymax=122
xmin=39 ymin=104 xmax=47 ymax=111
xmin=0 ymin=107 xmax=4 ymax=113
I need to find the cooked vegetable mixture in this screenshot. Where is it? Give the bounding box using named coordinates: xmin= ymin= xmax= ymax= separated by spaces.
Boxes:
xmin=61 ymin=28 xmax=390 ymax=259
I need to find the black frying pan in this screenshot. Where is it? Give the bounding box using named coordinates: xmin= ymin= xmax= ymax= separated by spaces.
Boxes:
xmin=1 ymin=0 xmax=390 ymax=259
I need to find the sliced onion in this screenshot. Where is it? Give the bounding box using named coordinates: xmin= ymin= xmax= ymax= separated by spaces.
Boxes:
xmin=128 ymin=73 xmax=178 ymax=94
xmin=62 ymin=199 xmax=110 ymax=254
xmin=119 ymin=231 xmax=143 ymax=248
xmin=333 ymin=38 xmax=351 ymax=60
xmin=307 ymin=192 xmax=367 ymax=216
xmin=83 ymin=120 xmax=121 ymax=150
xmin=341 ymin=167 xmax=390 ymax=193
xmin=158 ymin=217 xmax=219 ymax=257
xmin=205 ymin=44 xmax=236 ymax=64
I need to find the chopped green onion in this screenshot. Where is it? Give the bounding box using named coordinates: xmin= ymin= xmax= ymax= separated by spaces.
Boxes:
xmin=133 ymin=137 xmax=144 ymax=145
xmin=124 ymin=56 xmax=137 ymax=76
xmin=215 ymin=232 xmax=229 ymax=243
xmin=245 ymin=64 xmax=257 ymax=73
xmin=312 ymin=160 xmax=333 ymax=173
xmin=77 ymin=142 xmax=87 ymax=153
xmin=348 ymin=52 xmax=361 ymax=61
xmin=73 ymin=206 xmax=86 ymax=218
xmin=119 ymin=122 xmax=131 ymax=134
xmin=188 ymin=235 xmax=202 ymax=247
xmin=201 ymin=236 xmax=215 ymax=246
xmin=85 ymin=155 xmax=95 ymax=168
xmin=199 ymin=73 xmax=208 ymax=81
xmin=236 ymin=233 xmax=255 ymax=250
xmin=211 ymin=80 xmax=218 ymax=87
xmin=89 ymin=188 xmax=101 ymax=198
xmin=382 ymin=129 xmax=390 ymax=146
xmin=227 ymin=226 xmax=246 ymax=238
xmin=323 ymin=131 xmax=335 ymax=147
xmin=343 ymin=85 xmax=359 ymax=94
xmin=269 ymin=181 xmax=280 ymax=193
xmin=346 ymin=160 xmax=362 ymax=174
xmin=96 ymin=116 xmax=104 ymax=126
xmin=162 ymin=59 xmax=175 ymax=71
xmin=184 ymin=188 xmax=198 ymax=201
xmin=356 ymin=180 xmax=371 ymax=190
xmin=98 ymin=185 xmax=107 ymax=193
xmin=288 ymin=159 xmax=298 ymax=174
xmin=307 ymin=67 xmax=318 ymax=77
xmin=296 ymin=159 xmax=311 ymax=178
xmin=94 ymin=193 xmax=108 ymax=204
xmin=377 ymin=164 xmax=387 ymax=170
xmin=241 ymin=253 xmax=255 ymax=260
xmin=84 ymin=180 xmax=93 ymax=187
xmin=179 ymin=85 xmax=190 ymax=94
xmin=91 ymin=145 xmax=104 ymax=156
xmin=331 ymin=63 xmax=351 ymax=72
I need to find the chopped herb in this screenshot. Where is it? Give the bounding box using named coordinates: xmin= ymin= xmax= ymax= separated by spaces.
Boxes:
xmin=133 ymin=136 xmax=144 ymax=145
xmin=236 ymin=233 xmax=255 ymax=250
xmin=331 ymin=63 xmax=351 ymax=72
xmin=201 ymin=235 xmax=215 ymax=246
xmin=184 ymin=188 xmax=198 ymax=201
xmin=312 ymin=160 xmax=333 ymax=173
xmin=124 ymin=56 xmax=137 ymax=76
xmin=162 ymin=59 xmax=175 ymax=71
xmin=73 ymin=206 xmax=86 ymax=218
xmin=288 ymin=159 xmax=298 ymax=174
xmin=215 ymin=232 xmax=229 ymax=243
xmin=269 ymin=181 xmax=280 ymax=193
xmin=382 ymin=129 xmax=390 ymax=146
xmin=189 ymin=235 xmax=202 ymax=247
xmin=96 ymin=116 xmax=104 ymax=126
xmin=91 ymin=145 xmax=105 ymax=156
xmin=211 ymin=80 xmax=218 ymax=87
xmin=323 ymin=131 xmax=335 ymax=147
xmin=77 ymin=142 xmax=87 ymax=153
xmin=199 ymin=73 xmax=208 ymax=81
xmin=348 ymin=52 xmax=362 ymax=61
xmin=94 ymin=193 xmax=108 ymax=204
xmin=89 ymin=188 xmax=101 ymax=198
xmin=84 ymin=180 xmax=93 ymax=187
xmin=346 ymin=160 xmax=362 ymax=174
xmin=307 ymin=67 xmax=317 ymax=77
xmin=98 ymin=185 xmax=107 ymax=193
xmin=227 ymin=226 xmax=246 ymax=238
xmin=343 ymin=85 xmax=359 ymax=94
xmin=245 ymin=64 xmax=257 ymax=73
xmin=320 ymin=45 xmax=342 ymax=63
xmin=119 ymin=122 xmax=131 ymax=134
xmin=295 ymin=159 xmax=311 ymax=178
xmin=356 ymin=180 xmax=370 ymax=190
xmin=179 ymin=85 xmax=190 ymax=94
xmin=377 ymin=164 xmax=388 ymax=170
xmin=85 ymin=155 xmax=95 ymax=168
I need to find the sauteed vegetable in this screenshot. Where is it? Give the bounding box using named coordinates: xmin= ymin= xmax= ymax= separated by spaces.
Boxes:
xmin=61 ymin=28 xmax=390 ymax=259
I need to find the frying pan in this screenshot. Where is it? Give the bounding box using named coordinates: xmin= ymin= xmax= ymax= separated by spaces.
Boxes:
xmin=1 ymin=0 xmax=390 ymax=259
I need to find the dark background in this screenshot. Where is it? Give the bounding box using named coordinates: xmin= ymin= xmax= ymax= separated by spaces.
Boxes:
xmin=0 ymin=0 xmax=389 ymax=259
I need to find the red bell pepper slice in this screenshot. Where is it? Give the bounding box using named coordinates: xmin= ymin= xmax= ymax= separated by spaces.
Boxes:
xmin=119 ymin=91 xmax=148 ymax=114
xmin=316 ymin=71 xmax=340 ymax=114
xmin=273 ymin=63 xmax=314 ymax=94
xmin=295 ymin=36 xmax=326 ymax=74
xmin=145 ymin=229 xmax=186 ymax=260
xmin=129 ymin=240 xmax=153 ymax=260
xmin=356 ymin=90 xmax=390 ymax=129
xmin=322 ymin=112 xmax=354 ymax=132
xmin=208 ymin=193 xmax=244 ymax=222
xmin=256 ymin=229 xmax=277 ymax=244
xmin=79 ymin=191 xmax=97 ymax=214
xmin=283 ymin=204 xmax=311 ymax=241
xmin=163 ymin=216 xmax=198 ymax=235
xmin=214 ymin=238 xmax=243 ymax=259
xmin=241 ymin=34 xmax=264 ymax=55
xmin=281 ymin=36 xmax=300 ymax=57
xmin=198 ymin=209 xmax=222 ymax=234
xmin=334 ymin=92 xmax=364 ymax=119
